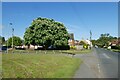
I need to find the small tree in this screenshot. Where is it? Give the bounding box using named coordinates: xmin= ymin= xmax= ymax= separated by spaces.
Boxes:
xmin=0 ymin=36 xmax=5 ymax=45
xmin=7 ymin=36 xmax=22 ymax=47
xmin=91 ymin=40 xmax=96 ymax=47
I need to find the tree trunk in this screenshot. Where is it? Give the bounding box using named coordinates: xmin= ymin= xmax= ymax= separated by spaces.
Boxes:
xmin=34 ymin=45 xmax=35 ymax=50
xmin=28 ymin=44 xmax=30 ymax=49
xmin=43 ymin=45 xmax=48 ymax=50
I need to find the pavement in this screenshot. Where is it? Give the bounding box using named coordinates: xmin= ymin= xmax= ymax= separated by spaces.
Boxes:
xmin=73 ymin=48 xmax=118 ymax=78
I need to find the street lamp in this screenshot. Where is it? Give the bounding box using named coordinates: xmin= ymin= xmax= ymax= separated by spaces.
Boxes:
xmin=10 ymin=23 xmax=14 ymax=50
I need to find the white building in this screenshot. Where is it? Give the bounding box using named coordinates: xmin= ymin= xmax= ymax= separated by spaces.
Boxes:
xmin=85 ymin=40 xmax=93 ymax=47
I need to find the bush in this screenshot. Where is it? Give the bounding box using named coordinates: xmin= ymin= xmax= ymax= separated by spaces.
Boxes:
xmin=111 ymin=45 xmax=120 ymax=49
xmin=83 ymin=44 xmax=89 ymax=49
xmin=70 ymin=46 xmax=76 ymax=50
xmin=55 ymin=45 xmax=70 ymax=50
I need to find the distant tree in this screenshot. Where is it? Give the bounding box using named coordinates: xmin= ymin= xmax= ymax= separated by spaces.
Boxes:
xmin=24 ymin=17 xmax=70 ymax=49
xmin=119 ymin=37 xmax=120 ymax=39
xmin=0 ymin=36 xmax=5 ymax=45
xmin=95 ymin=33 xmax=117 ymax=48
xmin=96 ymin=37 xmax=109 ymax=47
xmin=91 ymin=40 xmax=96 ymax=47
xmin=0 ymin=36 xmax=2 ymax=44
xmin=69 ymin=33 xmax=74 ymax=40
xmin=7 ymin=36 xmax=22 ymax=47
xmin=106 ymin=33 xmax=110 ymax=37
xmin=101 ymin=33 xmax=109 ymax=37
xmin=113 ymin=37 xmax=117 ymax=39
xmin=101 ymin=34 xmax=104 ymax=37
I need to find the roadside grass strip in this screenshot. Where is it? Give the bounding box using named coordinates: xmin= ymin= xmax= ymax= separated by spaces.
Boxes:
xmin=4 ymin=49 xmax=92 ymax=54
xmin=2 ymin=53 xmax=82 ymax=78
xmin=110 ymin=49 xmax=120 ymax=53
xmin=62 ymin=49 xmax=92 ymax=54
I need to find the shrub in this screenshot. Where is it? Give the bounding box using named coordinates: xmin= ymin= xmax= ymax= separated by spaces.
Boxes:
xmin=111 ymin=45 xmax=120 ymax=49
xmin=55 ymin=45 xmax=70 ymax=50
xmin=83 ymin=44 xmax=89 ymax=49
xmin=70 ymin=46 xmax=76 ymax=50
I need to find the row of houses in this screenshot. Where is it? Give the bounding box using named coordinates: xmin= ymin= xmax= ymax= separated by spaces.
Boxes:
xmin=68 ymin=39 xmax=92 ymax=46
xmin=68 ymin=33 xmax=92 ymax=49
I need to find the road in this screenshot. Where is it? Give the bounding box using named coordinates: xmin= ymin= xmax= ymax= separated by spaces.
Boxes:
xmin=74 ymin=48 xmax=119 ymax=78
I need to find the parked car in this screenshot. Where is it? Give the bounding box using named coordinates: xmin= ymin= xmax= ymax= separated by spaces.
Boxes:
xmin=0 ymin=46 xmax=7 ymax=52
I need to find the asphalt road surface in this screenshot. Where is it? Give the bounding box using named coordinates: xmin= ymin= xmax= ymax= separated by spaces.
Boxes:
xmin=74 ymin=48 xmax=119 ymax=78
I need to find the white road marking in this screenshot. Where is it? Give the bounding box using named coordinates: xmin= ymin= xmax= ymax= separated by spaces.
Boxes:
xmin=103 ymin=53 xmax=110 ymax=59
xmin=97 ymin=63 xmax=101 ymax=78
xmin=97 ymin=64 xmax=100 ymax=73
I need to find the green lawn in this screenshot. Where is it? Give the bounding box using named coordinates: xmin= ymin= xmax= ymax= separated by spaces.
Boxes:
xmin=2 ymin=53 xmax=82 ymax=78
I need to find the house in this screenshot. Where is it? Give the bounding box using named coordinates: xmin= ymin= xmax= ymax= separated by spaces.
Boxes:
xmin=118 ymin=39 xmax=120 ymax=46
xmin=108 ymin=39 xmax=120 ymax=49
xmin=79 ymin=40 xmax=92 ymax=45
xmin=74 ymin=40 xmax=79 ymax=45
xmin=68 ymin=33 xmax=75 ymax=46
xmin=79 ymin=40 xmax=87 ymax=49
xmin=85 ymin=40 xmax=92 ymax=47
xmin=68 ymin=39 xmax=75 ymax=46
xmin=79 ymin=39 xmax=92 ymax=49
xmin=110 ymin=39 xmax=119 ymax=46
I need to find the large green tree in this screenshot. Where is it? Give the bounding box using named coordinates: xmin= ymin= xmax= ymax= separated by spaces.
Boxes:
xmin=7 ymin=36 xmax=22 ymax=47
xmin=24 ymin=17 xmax=70 ymax=49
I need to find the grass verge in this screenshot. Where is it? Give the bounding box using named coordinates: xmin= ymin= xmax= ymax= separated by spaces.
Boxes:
xmin=3 ymin=49 xmax=92 ymax=54
xmin=61 ymin=49 xmax=92 ymax=54
xmin=109 ymin=49 xmax=120 ymax=53
xmin=2 ymin=53 xmax=82 ymax=78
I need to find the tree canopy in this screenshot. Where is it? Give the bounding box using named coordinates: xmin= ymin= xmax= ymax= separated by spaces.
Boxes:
xmin=7 ymin=36 xmax=22 ymax=47
xmin=24 ymin=17 xmax=70 ymax=49
xmin=0 ymin=36 xmax=5 ymax=45
xmin=92 ymin=33 xmax=118 ymax=48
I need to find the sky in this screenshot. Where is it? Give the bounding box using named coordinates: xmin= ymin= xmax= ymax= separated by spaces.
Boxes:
xmin=1 ymin=0 xmax=120 ymax=2
xmin=2 ymin=2 xmax=118 ymax=40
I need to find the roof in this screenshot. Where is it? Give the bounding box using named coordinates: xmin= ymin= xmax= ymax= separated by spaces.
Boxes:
xmin=79 ymin=40 xmax=88 ymax=45
xmin=111 ymin=39 xmax=118 ymax=44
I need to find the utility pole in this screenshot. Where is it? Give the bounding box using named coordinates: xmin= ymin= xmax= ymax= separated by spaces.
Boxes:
xmin=7 ymin=23 xmax=9 ymax=54
xmin=12 ymin=28 xmax=14 ymax=49
xmin=90 ymin=30 xmax=92 ymax=49
xmin=7 ymin=38 xmax=8 ymax=53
